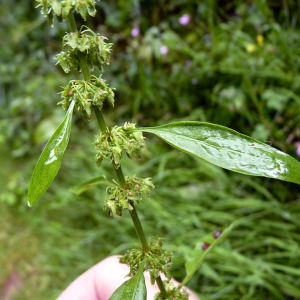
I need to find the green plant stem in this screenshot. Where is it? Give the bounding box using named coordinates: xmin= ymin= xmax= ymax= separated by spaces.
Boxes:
xmin=79 ymin=54 xmax=91 ymax=81
xmin=112 ymin=165 xmax=149 ymax=252
xmin=128 ymin=202 xmax=168 ymax=297
xmin=114 ymin=165 xmax=126 ymax=186
xmin=67 ymin=10 xmax=168 ymax=297
xmin=93 ymin=106 xmax=150 ymax=253
xmin=67 ymin=13 xmax=78 ymax=32
xmin=156 ymin=276 xmax=168 ymax=299
xmin=130 ymin=208 xmax=168 ymax=299
xmin=94 ymin=106 xmax=108 ymax=133
xmin=113 ymin=163 xmax=168 ymax=297
xmin=128 ymin=204 xmax=149 ymax=252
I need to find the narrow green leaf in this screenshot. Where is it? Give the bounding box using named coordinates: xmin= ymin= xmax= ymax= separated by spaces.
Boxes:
xmin=70 ymin=175 xmax=110 ymax=195
xmin=109 ymin=261 xmax=146 ymax=300
xmin=181 ymin=222 xmax=235 ymax=287
xmin=137 ymin=121 xmax=300 ymax=184
xmin=28 ymin=102 xmax=75 ymax=206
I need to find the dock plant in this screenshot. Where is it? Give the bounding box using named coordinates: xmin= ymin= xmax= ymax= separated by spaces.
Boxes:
xmin=28 ymin=1 xmax=300 ymax=299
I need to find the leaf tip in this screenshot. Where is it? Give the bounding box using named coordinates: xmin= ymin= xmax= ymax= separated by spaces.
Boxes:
xmin=27 ymin=186 xmax=39 ymax=207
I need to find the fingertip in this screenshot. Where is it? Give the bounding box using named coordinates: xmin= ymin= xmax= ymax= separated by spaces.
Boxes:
xmin=93 ymin=255 xmax=130 ymax=299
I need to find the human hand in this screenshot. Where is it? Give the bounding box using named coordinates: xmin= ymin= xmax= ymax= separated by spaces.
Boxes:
xmin=57 ymin=255 xmax=200 ymax=300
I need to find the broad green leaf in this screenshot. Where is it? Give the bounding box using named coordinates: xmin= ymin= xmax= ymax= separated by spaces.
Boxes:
xmin=70 ymin=175 xmax=110 ymax=195
xmin=136 ymin=121 xmax=300 ymax=185
xmin=181 ymin=222 xmax=235 ymax=287
xmin=109 ymin=261 xmax=146 ymax=300
xmin=28 ymin=102 xmax=75 ymax=206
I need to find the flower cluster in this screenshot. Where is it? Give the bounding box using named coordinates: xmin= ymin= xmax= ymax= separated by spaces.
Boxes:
xmin=95 ymin=123 xmax=145 ymax=167
xmin=120 ymin=237 xmax=172 ymax=284
xmin=36 ymin=0 xmax=98 ymax=25
xmin=55 ymin=26 xmax=113 ymax=73
xmin=104 ymin=176 xmax=155 ymax=216
xmin=155 ymin=281 xmax=189 ymax=300
xmin=60 ymin=75 xmax=114 ymax=117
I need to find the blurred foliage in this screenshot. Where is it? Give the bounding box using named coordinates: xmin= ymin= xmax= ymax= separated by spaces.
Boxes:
xmin=1 ymin=0 xmax=300 ymax=299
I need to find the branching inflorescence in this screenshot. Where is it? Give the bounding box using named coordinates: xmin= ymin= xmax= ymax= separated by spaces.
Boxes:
xmin=31 ymin=0 xmax=185 ymax=299
xmin=29 ymin=1 xmax=300 ymax=299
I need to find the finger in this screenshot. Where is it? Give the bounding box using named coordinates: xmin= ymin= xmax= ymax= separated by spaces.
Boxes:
xmin=57 ymin=255 xmax=200 ymax=300
xmin=94 ymin=255 xmax=200 ymax=300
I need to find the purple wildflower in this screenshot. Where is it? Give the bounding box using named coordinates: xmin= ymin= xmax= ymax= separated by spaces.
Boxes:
xmin=178 ymin=14 xmax=190 ymax=26
xmin=131 ymin=27 xmax=140 ymax=37
xmin=295 ymin=142 xmax=300 ymax=156
xmin=160 ymin=45 xmax=168 ymax=55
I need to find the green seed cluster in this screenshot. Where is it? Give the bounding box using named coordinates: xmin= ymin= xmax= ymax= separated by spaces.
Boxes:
xmin=120 ymin=237 xmax=172 ymax=284
xmin=55 ymin=27 xmax=113 ymax=73
xmin=60 ymin=75 xmax=114 ymax=118
xmin=155 ymin=281 xmax=189 ymax=300
xmin=95 ymin=123 xmax=145 ymax=167
xmin=104 ymin=176 xmax=154 ymax=216
xmin=36 ymin=0 xmax=98 ymax=25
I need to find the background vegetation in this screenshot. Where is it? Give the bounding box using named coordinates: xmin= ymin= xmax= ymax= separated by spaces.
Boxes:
xmin=1 ymin=0 xmax=300 ymax=299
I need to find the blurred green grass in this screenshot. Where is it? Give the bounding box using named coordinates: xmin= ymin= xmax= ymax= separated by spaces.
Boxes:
xmin=1 ymin=0 xmax=300 ymax=299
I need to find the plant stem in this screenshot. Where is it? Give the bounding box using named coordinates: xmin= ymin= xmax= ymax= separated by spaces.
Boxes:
xmin=114 ymin=165 xmax=126 ymax=186
xmin=93 ymin=107 xmax=150 ymax=252
xmin=129 ymin=208 xmax=168 ymax=299
xmin=94 ymin=106 xmax=108 ymax=133
xmin=129 ymin=204 xmax=149 ymax=252
xmin=67 ymin=8 xmax=168 ymax=299
xmin=67 ymin=11 xmax=168 ymax=298
xmin=156 ymin=275 xmax=168 ymax=299
xmin=111 ymin=164 xmax=149 ymax=251
xmin=67 ymin=13 xmax=78 ymax=32
xmin=79 ymin=53 xmax=91 ymax=81
xmin=112 ymin=161 xmax=168 ymax=297
xmin=113 ymin=164 xmax=168 ymax=297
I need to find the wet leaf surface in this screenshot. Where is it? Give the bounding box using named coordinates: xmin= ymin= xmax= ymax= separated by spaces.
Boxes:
xmin=137 ymin=121 xmax=300 ymax=184
xmin=28 ymin=102 xmax=75 ymax=206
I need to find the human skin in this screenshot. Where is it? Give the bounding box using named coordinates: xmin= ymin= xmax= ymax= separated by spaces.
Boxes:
xmin=57 ymin=255 xmax=200 ymax=300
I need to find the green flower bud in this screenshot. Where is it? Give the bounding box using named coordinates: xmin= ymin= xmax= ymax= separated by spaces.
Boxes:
xmin=132 ymin=131 xmax=145 ymax=144
xmin=103 ymin=176 xmax=154 ymax=217
xmin=59 ymin=76 xmax=114 ymax=117
xmin=36 ymin=0 xmax=98 ymax=26
xmin=55 ymin=26 xmax=113 ymax=73
xmin=120 ymin=237 xmax=173 ymax=285
xmin=94 ymin=123 xmax=145 ymax=167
